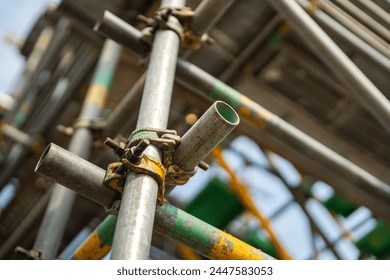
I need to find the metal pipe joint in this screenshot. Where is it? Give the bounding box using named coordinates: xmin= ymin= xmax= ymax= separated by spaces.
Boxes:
xmin=174 ymin=101 xmax=239 ymax=171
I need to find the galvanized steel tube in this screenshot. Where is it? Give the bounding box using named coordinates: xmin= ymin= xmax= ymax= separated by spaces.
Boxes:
xmin=72 ymin=205 xmax=274 ymax=260
xmin=266 ymin=0 xmax=390 ymax=133
xmin=317 ymin=0 xmax=390 ymax=56
xmin=33 ymin=40 xmax=122 ymax=259
xmin=296 ymin=0 xmax=390 ymax=70
xmin=175 ymin=59 xmax=390 ymax=204
xmin=0 ymin=46 xmax=95 ymax=190
xmin=11 ymin=26 xmax=53 ymax=101
xmin=155 ymin=203 xmax=274 ymax=260
xmin=110 ymin=0 xmax=185 ymax=260
xmin=238 ymin=121 xmax=390 ymax=224
xmin=174 ymin=101 xmax=239 ymax=171
xmin=355 ymin=0 xmax=390 ymax=26
xmin=331 ymin=0 xmax=390 ymax=41
xmin=94 ymin=11 xmax=150 ymax=58
xmin=35 ymin=132 xmax=274 ymax=260
xmin=8 ymin=19 xmax=70 ymax=128
xmin=0 ymin=189 xmax=52 ymax=259
xmin=35 ymin=143 xmax=117 ymax=208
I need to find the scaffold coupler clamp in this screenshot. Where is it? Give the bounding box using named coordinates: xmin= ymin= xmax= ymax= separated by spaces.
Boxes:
xmin=103 ymin=128 xmax=199 ymax=206
xmin=137 ymin=6 xmax=208 ymax=50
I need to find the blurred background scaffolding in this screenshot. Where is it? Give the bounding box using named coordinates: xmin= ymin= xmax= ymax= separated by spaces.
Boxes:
xmin=0 ymin=0 xmax=389 ymax=260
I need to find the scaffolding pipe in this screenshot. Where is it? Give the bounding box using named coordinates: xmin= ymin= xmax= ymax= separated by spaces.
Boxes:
xmin=71 ymin=204 xmax=275 ymax=260
xmin=0 ymin=44 xmax=99 ymax=193
xmin=297 ymin=0 xmax=390 ymax=70
xmin=38 ymin=102 xmax=239 ymax=203
xmin=11 ymin=27 xmax=54 ymax=101
xmin=36 ymin=148 xmax=274 ymax=260
xmin=35 ymin=143 xmax=117 ymax=208
xmin=0 ymin=45 xmax=96 ymax=191
xmin=174 ymin=101 xmax=239 ymax=171
xmin=110 ymin=0 xmax=185 ymax=260
xmin=266 ymin=0 xmax=390 ymax=133
xmin=94 ymin=11 xmax=149 ymax=58
xmin=7 ymin=19 xmax=70 ymax=128
xmin=219 ymin=15 xmax=283 ymax=82
xmin=355 ymin=0 xmax=390 ymax=26
xmin=331 ymin=0 xmax=390 ymax=41
xmin=27 ymin=45 xmax=94 ymax=132
xmin=176 ymin=59 xmax=390 ymax=200
xmin=0 ymin=189 xmax=52 ymax=259
xmin=71 ymin=215 xmax=116 ymax=260
xmin=93 ymin=11 xmax=390 ymax=204
xmin=33 ymin=40 xmax=122 ymax=259
xmin=191 ymin=0 xmax=234 ymax=36
xmin=317 ymin=0 xmax=390 ymax=56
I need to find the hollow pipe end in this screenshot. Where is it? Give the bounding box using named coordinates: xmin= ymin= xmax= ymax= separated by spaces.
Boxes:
xmin=34 ymin=143 xmax=53 ymax=173
xmin=213 ymin=101 xmax=240 ymax=125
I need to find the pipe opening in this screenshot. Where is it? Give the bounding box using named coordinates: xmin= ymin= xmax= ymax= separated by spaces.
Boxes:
xmin=215 ymin=101 xmax=239 ymax=125
xmin=35 ymin=143 xmax=52 ymax=172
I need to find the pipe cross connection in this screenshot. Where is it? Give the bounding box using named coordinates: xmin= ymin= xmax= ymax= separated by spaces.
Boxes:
xmin=136 ymin=6 xmax=209 ymax=51
xmin=102 ymin=101 xmax=239 ymax=208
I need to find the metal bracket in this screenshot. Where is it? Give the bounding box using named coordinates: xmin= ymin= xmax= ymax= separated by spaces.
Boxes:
xmin=122 ymin=155 xmax=166 ymax=205
xmin=165 ymin=164 xmax=197 ymax=187
xmin=103 ymin=127 xmax=199 ymax=206
xmin=128 ymin=127 xmax=180 ymax=167
xmin=103 ymin=162 xmax=126 ymax=193
xmin=137 ymin=7 xmax=207 ymax=50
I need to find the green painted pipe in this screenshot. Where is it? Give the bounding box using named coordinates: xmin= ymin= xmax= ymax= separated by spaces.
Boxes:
xmin=71 ymin=204 xmax=274 ymax=260
xmin=72 ymin=215 xmax=117 ymax=260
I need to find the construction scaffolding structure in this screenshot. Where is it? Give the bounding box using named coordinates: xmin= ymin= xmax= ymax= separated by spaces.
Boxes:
xmin=0 ymin=0 xmax=389 ymax=260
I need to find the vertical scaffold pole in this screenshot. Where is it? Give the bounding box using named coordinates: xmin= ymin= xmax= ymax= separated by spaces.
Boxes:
xmin=33 ymin=40 xmax=122 ymax=259
xmin=110 ymin=0 xmax=185 ymax=260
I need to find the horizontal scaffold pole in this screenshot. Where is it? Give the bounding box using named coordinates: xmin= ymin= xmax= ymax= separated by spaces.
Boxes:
xmin=36 ymin=144 xmax=274 ymax=260
xmin=93 ymin=12 xmax=390 ymax=212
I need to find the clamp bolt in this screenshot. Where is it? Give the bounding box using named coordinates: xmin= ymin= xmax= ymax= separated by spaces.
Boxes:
xmin=126 ymin=139 xmax=150 ymax=164
xmin=104 ymin=137 xmax=125 ymax=157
